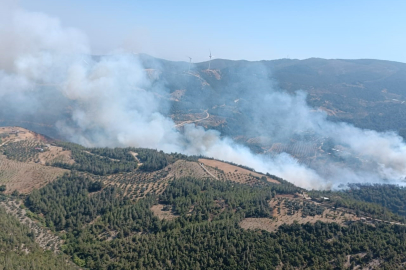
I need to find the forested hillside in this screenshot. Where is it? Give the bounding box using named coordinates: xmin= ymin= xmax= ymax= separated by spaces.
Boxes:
xmin=0 ymin=201 xmax=75 ymax=270
xmin=22 ymin=175 xmax=406 ymax=269
xmin=1 ymin=133 xmax=406 ymax=269
xmin=50 ymin=141 xmax=192 ymax=175
xmin=311 ymin=184 xmax=406 ymax=219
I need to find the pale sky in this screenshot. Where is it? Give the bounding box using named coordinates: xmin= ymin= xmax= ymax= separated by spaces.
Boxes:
xmin=21 ymin=0 xmax=406 ymax=63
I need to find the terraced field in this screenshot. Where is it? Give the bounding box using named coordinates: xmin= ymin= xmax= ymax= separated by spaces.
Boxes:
xmin=0 ymin=155 xmax=67 ymax=194
xmin=1 ymin=200 xmax=62 ymax=251
xmin=93 ymin=160 xmax=213 ymax=200
xmin=1 ymin=140 xmax=47 ymax=163
xmin=199 ymin=158 xmax=280 ymax=184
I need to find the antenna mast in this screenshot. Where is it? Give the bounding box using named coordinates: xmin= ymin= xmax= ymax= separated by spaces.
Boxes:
xmin=187 ymin=56 xmax=192 ymax=72
xmin=208 ymin=50 xmax=212 ymax=70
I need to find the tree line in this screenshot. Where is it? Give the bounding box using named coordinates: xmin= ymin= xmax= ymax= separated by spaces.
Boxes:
xmin=24 ymin=175 xmax=406 ymax=269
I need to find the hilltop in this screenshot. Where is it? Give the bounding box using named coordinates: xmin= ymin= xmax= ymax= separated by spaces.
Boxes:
xmin=138 ymin=55 xmax=406 ymax=135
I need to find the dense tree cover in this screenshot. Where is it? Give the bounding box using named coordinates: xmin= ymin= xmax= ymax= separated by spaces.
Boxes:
xmin=52 ymin=142 xmax=139 ymax=175
xmin=0 ymin=206 xmax=75 ymax=270
xmin=312 ymin=184 xmax=406 ymax=218
xmin=25 ymin=175 xmax=406 ymax=269
xmin=135 ymin=148 xmax=168 ymax=172
xmin=345 ymin=184 xmax=406 ymax=217
xmin=160 ymin=178 xmax=274 ymax=219
xmin=25 ymin=173 xmax=127 ymax=231
xmin=309 ymin=187 xmax=406 ymax=223
xmin=52 ymin=142 xmax=193 ymax=174
xmin=280 ymin=199 xmax=325 ymax=217
xmin=61 ymin=218 xmax=406 ymax=269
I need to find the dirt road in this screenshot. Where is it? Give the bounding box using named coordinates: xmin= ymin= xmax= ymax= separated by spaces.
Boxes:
xmin=175 ymin=110 xmax=210 ymax=127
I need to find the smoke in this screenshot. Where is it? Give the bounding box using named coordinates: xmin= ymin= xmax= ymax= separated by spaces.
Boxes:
xmin=1 ymin=2 xmax=405 ymax=190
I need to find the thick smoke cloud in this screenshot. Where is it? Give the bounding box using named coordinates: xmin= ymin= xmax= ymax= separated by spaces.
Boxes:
xmin=0 ymin=1 xmax=405 ymax=189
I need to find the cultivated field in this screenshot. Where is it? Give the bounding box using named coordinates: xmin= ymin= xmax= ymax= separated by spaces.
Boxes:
xmin=1 ymin=200 xmax=62 ymax=251
xmin=0 ymin=155 xmax=67 ymax=194
xmin=240 ymin=197 xmax=359 ymax=233
xmin=95 ymin=160 xmax=212 ymax=200
xmin=199 ymin=158 xmax=280 ymax=184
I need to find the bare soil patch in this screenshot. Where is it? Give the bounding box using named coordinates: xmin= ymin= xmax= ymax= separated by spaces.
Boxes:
xmin=37 ymin=145 xmax=74 ymax=165
xmin=151 ymin=204 xmax=179 ymax=220
xmin=170 ymin=89 xmax=186 ymax=101
xmin=129 ymin=151 xmax=142 ymax=166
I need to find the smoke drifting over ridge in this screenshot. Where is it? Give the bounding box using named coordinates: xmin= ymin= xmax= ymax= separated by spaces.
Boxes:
xmin=1 ymin=2 xmax=405 ymax=189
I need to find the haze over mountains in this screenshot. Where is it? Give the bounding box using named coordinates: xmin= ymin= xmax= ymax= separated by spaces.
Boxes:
xmin=2 ymin=2 xmax=406 ymax=269
xmin=1 ymin=2 xmax=406 ymax=189
xmin=2 ymin=53 xmax=406 ymax=189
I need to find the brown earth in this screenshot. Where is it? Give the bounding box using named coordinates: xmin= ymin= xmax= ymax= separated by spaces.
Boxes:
xmin=151 ymin=204 xmax=179 ymax=220
xmin=0 ymin=126 xmax=47 ymax=144
xmin=37 ymin=144 xmax=74 ymax=165
xmin=170 ymin=89 xmax=186 ymax=101
xmin=0 ymin=155 xmax=68 ymax=194
xmin=199 ymin=158 xmax=280 ymax=184
xmin=0 ymin=126 xmax=73 ymax=165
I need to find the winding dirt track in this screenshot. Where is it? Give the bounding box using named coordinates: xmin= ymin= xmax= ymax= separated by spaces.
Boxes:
xmin=175 ymin=110 xmax=210 ymax=127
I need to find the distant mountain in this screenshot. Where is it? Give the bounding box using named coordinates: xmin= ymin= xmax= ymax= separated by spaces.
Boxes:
xmin=1 ymin=55 xmax=406 ymax=141
xmin=139 ymin=55 xmax=406 ymax=138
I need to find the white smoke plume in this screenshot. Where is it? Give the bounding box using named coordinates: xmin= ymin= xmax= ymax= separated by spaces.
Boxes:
xmin=0 ymin=1 xmax=405 ymax=190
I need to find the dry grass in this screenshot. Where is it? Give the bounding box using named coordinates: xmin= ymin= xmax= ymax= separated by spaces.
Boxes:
xmin=0 ymin=155 xmax=67 ymax=194
xmin=37 ymin=144 xmax=74 ymax=165
xmin=199 ymin=158 xmax=280 ymax=184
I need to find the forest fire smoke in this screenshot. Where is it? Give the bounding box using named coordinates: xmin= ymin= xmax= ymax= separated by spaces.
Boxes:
xmin=1 ymin=1 xmax=405 ymax=189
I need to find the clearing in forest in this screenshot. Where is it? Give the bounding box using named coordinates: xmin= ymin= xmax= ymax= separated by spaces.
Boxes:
xmin=239 ymin=198 xmax=359 ymax=233
xmin=150 ymin=204 xmax=179 ymax=220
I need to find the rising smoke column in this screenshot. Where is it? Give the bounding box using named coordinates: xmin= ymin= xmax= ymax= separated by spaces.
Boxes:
xmin=0 ymin=1 xmax=405 ymax=189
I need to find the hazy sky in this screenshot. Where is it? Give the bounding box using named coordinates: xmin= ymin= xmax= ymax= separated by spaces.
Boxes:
xmin=21 ymin=0 xmax=406 ymax=63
